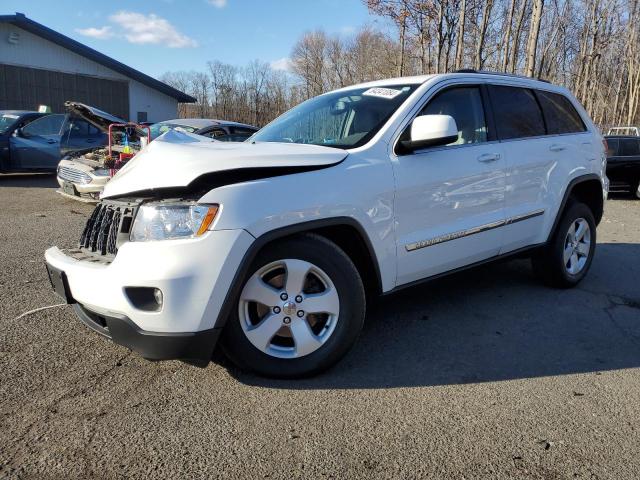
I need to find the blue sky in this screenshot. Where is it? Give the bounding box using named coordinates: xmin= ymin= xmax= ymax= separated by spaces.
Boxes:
xmin=2 ymin=0 xmax=387 ymax=78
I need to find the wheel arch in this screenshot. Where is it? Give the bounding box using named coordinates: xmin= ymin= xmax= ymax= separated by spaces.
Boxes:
xmin=213 ymin=217 xmax=383 ymax=329
xmin=547 ymin=174 xmax=604 ymax=243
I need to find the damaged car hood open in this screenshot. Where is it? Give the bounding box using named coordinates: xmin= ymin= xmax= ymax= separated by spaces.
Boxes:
xmin=102 ymin=129 xmax=348 ymax=198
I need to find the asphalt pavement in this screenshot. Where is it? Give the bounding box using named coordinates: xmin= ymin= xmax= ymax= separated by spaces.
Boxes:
xmin=1 ymin=174 xmax=639 ymax=479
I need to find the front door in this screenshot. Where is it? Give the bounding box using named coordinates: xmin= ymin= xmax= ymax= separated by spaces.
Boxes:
xmin=392 ymin=85 xmax=506 ymax=286
xmin=10 ymin=114 xmax=65 ymax=170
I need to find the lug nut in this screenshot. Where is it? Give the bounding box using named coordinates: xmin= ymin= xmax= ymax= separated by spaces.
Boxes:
xmin=280 ymin=293 xmax=288 ymax=301
xmin=297 ymin=310 xmax=304 ymax=318
xmin=283 ymin=317 xmax=291 ymax=324
xmin=295 ymin=295 xmax=303 ymax=303
xmin=273 ymin=306 xmax=281 ymax=314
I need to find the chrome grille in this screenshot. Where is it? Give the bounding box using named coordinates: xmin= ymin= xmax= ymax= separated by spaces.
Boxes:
xmin=58 ymin=166 xmax=91 ymax=184
xmin=80 ymin=202 xmax=136 ymax=256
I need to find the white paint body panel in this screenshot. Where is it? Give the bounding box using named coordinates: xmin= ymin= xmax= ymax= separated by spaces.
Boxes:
xmin=102 ymin=130 xmax=348 ymax=198
xmin=46 ymin=73 xmax=607 ymax=336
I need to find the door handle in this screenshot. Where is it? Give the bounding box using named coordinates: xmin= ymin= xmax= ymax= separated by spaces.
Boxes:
xmin=549 ymin=144 xmax=566 ymax=152
xmin=46 ymin=139 xmax=57 ymax=144
xmin=86 ymin=138 xmax=96 ymax=143
xmin=477 ymin=153 xmax=501 ymax=163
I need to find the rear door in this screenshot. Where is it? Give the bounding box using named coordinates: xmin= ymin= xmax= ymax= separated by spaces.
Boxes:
xmin=61 ymin=119 xmax=107 ymax=156
xmin=9 ymin=114 xmax=65 ymax=170
xmin=614 ymin=138 xmax=640 ymax=188
xmin=488 ymin=85 xmax=583 ymax=253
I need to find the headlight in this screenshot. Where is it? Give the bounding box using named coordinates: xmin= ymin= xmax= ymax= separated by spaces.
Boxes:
xmin=130 ymin=203 xmax=219 ymax=242
xmin=93 ymin=168 xmax=111 ymax=177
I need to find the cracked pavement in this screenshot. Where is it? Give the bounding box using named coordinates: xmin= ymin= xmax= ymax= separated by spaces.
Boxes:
xmin=1 ymin=174 xmax=639 ymax=479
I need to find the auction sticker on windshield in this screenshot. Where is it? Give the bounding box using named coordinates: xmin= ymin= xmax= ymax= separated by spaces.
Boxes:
xmin=362 ymin=87 xmax=402 ymax=99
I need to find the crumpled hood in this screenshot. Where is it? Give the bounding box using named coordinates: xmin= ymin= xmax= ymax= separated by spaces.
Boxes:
xmin=102 ymin=129 xmax=348 ymax=198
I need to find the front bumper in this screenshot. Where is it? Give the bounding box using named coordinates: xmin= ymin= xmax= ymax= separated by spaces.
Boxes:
xmin=73 ymin=303 xmax=221 ymax=362
xmin=44 ymin=228 xmax=254 ymax=361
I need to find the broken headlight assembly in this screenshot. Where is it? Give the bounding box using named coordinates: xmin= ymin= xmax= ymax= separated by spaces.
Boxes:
xmin=130 ymin=203 xmax=219 ymax=242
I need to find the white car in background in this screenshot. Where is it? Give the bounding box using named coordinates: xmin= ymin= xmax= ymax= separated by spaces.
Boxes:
xmin=57 ymin=118 xmax=258 ymax=202
xmin=45 ymin=71 xmax=607 ymax=378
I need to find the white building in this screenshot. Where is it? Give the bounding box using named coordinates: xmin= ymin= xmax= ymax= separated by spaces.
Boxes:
xmin=0 ymin=13 xmax=194 ymax=122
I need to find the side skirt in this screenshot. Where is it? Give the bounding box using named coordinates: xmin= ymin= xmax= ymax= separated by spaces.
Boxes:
xmin=385 ymin=243 xmax=544 ymax=295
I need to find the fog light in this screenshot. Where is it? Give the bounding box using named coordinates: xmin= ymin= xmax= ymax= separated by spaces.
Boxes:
xmin=153 ymin=288 xmax=163 ymax=306
xmin=124 ymin=287 xmax=163 ymax=312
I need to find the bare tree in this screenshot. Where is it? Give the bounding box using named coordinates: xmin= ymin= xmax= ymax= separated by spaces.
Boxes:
xmin=524 ymin=0 xmax=544 ymax=76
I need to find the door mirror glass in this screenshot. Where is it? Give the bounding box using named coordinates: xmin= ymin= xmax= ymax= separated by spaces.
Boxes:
xmin=398 ymin=115 xmax=459 ymax=153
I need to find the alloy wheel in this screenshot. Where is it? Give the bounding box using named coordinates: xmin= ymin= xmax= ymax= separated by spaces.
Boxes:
xmin=563 ymin=218 xmax=591 ymax=275
xmin=238 ymin=259 xmax=340 ymax=359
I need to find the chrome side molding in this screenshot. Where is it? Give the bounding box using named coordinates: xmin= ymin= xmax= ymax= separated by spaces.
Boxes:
xmin=406 ymin=209 xmax=545 ymax=252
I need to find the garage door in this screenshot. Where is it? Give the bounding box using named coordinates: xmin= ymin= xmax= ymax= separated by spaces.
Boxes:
xmin=0 ymin=64 xmax=129 ymax=119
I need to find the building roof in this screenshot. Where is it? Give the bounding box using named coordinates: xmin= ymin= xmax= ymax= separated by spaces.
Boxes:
xmin=0 ymin=13 xmax=196 ymax=103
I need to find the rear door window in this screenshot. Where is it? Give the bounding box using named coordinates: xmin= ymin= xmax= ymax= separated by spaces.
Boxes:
xmin=620 ymin=138 xmax=640 ymax=156
xmin=68 ymin=120 xmax=90 ymax=139
xmin=488 ymin=85 xmax=546 ymax=140
xmin=536 ymin=90 xmax=586 ymax=134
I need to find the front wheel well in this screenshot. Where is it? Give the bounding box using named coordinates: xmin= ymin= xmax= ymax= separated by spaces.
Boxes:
xmin=251 ymin=221 xmax=383 ymax=299
xmin=306 ymin=224 xmax=382 ymax=298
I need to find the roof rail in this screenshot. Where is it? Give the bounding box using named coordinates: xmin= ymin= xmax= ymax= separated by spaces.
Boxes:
xmin=453 ymin=69 xmax=551 ymax=84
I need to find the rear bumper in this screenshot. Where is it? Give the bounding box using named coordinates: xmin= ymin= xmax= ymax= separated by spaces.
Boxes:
xmin=73 ymin=303 xmax=221 ymax=362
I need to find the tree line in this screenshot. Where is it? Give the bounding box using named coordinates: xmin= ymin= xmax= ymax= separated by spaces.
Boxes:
xmin=160 ymin=0 xmax=640 ymax=130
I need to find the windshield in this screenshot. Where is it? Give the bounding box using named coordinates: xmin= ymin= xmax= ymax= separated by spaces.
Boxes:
xmin=150 ymin=122 xmax=199 ymax=138
xmin=251 ymin=85 xmax=418 ymax=149
xmin=0 ymin=114 xmax=20 ymax=134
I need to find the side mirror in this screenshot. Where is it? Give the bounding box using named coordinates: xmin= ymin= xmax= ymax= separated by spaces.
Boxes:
xmin=397 ymin=114 xmax=459 ymax=154
xmin=13 ymin=128 xmax=25 ymax=138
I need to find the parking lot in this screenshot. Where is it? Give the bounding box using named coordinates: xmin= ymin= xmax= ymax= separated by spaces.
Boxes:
xmin=0 ymin=174 xmax=638 ymax=479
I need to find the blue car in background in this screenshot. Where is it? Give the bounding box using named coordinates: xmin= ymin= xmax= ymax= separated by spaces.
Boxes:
xmin=0 ymin=110 xmax=48 ymax=171
xmin=0 ymin=102 xmax=123 ymax=173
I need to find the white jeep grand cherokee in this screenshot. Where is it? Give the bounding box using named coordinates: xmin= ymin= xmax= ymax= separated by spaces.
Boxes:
xmin=45 ymin=72 xmax=608 ymax=378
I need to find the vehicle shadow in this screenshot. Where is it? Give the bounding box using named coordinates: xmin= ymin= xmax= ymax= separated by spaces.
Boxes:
xmin=226 ymin=242 xmax=640 ymax=389
xmin=0 ymin=173 xmax=58 ymax=188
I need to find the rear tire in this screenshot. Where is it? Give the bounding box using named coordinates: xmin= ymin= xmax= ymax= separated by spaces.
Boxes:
xmin=220 ymin=233 xmax=365 ymax=378
xmin=531 ymin=201 xmax=596 ymax=288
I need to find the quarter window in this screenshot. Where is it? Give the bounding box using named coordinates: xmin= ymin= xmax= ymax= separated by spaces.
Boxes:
xmin=536 ymin=90 xmax=586 ymax=134
xmin=418 ymin=87 xmax=488 ymax=146
xmin=488 ymin=86 xmax=545 ymax=140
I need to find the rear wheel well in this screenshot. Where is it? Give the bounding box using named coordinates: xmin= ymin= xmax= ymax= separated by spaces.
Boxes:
xmin=568 ymin=179 xmax=604 ymax=225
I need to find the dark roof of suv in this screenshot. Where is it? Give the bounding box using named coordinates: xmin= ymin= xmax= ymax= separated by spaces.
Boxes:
xmin=0 ymin=13 xmax=196 ymax=103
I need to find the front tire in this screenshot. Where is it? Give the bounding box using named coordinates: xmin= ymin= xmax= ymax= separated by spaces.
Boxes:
xmin=531 ymin=201 xmax=596 ymax=288
xmin=220 ymin=234 xmax=365 ymax=378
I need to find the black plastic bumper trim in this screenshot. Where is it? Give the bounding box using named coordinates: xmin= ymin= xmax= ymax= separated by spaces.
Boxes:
xmin=73 ymin=304 xmax=220 ymax=362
